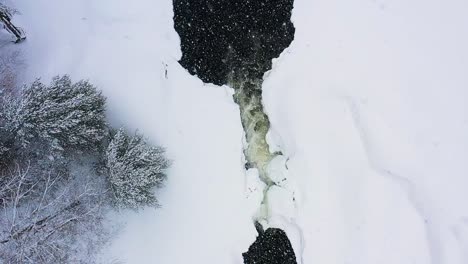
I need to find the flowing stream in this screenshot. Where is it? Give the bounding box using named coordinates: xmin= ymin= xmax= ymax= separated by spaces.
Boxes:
xmin=231 ymin=77 xmax=299 ymax=264
xmin=231 ymin=78 xmax=278 ymax=216
xmin=173 ymin=0 xmax=300 ymax=262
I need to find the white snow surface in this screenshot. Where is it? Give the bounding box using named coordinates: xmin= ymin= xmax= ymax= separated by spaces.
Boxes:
xmin=8 ymin=0 xmax=468 ymax=263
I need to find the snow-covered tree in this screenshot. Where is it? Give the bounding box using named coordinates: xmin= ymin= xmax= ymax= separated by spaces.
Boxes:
xmin=0 ymin=90 xmax=20 ymax=163
xmin=0 ymin=2 xmax=26 ymax=43
xmin=1 ymin=73 xmax=171 ymax=262
xmin=0 ymin=160 xmax=110 ymax=263
xmin=14 ymin=75 xmax=107 ymax=156
xmin=0 ymin=49 xmax=22 ymax=93
xmin=106 ymin=128 xmax=169 ymax=209
xmin=0 ymin=48 xmax=23 ymax=163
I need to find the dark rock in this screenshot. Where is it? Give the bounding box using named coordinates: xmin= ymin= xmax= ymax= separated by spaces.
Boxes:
xmin=243 ymin=228 xmax=297 ymax=264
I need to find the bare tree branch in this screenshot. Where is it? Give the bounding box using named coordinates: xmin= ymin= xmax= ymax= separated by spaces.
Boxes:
xmin=0 ymin=160 xmax=111 ymax=263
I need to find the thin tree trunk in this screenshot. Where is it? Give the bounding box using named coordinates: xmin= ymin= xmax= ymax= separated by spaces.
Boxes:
xmin=0 ymin=9 xmax=25 ymax=42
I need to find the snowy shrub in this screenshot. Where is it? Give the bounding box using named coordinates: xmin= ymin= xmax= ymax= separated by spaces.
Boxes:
xmin=106 ymin=128 xmax=169 ymax=209
xmin=14 ymin=75 xmax=107 ymax=155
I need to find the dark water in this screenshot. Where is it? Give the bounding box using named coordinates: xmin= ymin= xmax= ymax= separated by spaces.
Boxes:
xmin=243 ymin=227 xmax=297 ymax=264
xmin=173 ymin=0 xmax=295 ymax=85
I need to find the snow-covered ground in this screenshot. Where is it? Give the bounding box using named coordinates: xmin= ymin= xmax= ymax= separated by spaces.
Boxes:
xmin=7 ymin=0 xmax=468 ymax=263
xmin=264 ymin=0 xmax=468 ymax=263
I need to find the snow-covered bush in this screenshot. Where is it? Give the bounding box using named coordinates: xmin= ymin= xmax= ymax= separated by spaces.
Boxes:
xmin=106 ymin=128 xmax=169 ymax=209
xmin=14 ymin=75 xmax=107 ymax=155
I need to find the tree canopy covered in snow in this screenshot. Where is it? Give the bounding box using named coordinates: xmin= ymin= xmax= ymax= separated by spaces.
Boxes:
xmin=0 ymin=76 xmax=110 ymax=262
xmin=106 ymin=128 xmax=169 ymax=209
xmin=0 ymin=74 xmax=170 ymax=263
xmin=16 ymin=76 xmax=106 ymax=155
